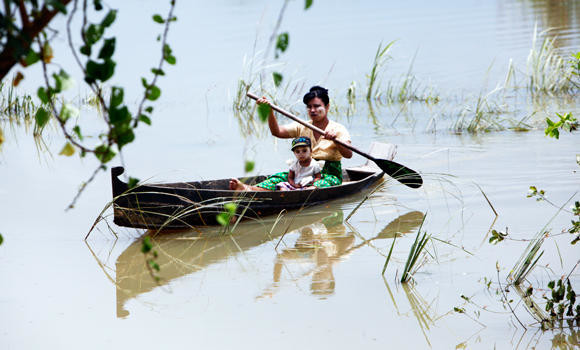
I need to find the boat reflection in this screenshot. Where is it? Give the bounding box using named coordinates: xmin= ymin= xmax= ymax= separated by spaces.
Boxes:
xmin=258 ymin=210 xmax=425 ymax=298
xmin=111 ymin=208 xmax=424 ymax=318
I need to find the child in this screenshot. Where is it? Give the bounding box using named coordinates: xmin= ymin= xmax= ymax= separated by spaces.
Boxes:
xmin=277 ymin=136 xmax=322 ymax=191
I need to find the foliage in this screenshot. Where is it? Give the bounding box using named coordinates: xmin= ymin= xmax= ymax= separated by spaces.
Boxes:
xmin=489 ymin=229 xmax=508 ymax=245
xmin=216 ymin=202 xmax=237 ymax=228
xmin=545 ymin=113 xmax=578 ymax=139
xmin=543 ymin=279 xmax=579 ymax=325
xmin=0 ymin=232 xmax=3 ymax=246
xmin=0 ymin=0 xmax=178 ymax=207
xmin=527 ymin=185 xmax=547 ymax=201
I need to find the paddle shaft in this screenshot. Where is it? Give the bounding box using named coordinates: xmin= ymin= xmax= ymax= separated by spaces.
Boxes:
xmin=246 ymin=92 xmax=374 ymax=161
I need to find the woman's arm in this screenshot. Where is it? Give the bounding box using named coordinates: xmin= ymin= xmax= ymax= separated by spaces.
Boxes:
xmin=257 ymin=97 xmax=292 ymax=139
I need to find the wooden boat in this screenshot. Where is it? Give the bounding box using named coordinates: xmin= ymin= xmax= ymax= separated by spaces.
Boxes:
xmin=111 ymin=143 xmax=395 ymax=229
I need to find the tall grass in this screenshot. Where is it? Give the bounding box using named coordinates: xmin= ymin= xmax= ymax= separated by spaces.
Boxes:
xmin=366 ymin=41 xmax=395 ymax=101
xmin=527 ymin=25 xmax=576 ymax=95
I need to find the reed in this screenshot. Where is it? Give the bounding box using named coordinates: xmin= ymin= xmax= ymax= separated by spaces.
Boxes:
xmin=527 ymin=25 xmax=576 ymax=95
xmin=366 ymin=41 xmax=395 ymax=101
xmin=401 ymin=214 xmax=429 ymax=283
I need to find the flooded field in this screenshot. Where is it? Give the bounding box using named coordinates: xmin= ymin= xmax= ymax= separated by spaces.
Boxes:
xmin=1 ymin=0 xmax=579 ymax=349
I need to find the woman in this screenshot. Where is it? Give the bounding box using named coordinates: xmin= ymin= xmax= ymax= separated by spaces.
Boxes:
xmin=230 ymin=86 xmax=352 ymax=191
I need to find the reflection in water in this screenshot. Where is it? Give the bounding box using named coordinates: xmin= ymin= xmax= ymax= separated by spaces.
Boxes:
xmin=259 ymin=210 xmax=425 ymax=299
xmin=520 ymin=0 xmax=580 ymax=49
xmin=384 ymin=280 xmax=438 ymax=348
xmin=104 ymin=209 xmax=424 ymax=318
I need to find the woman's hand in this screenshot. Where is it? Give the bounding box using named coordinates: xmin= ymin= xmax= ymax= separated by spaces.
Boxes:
xmin=323 ymin=130 xmax=338 ymax=140
xmin=256 ymin=96 xmax=271 ymax=105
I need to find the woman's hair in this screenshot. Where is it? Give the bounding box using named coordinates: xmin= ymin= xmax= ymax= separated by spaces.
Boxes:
xmin=303 ymin=86 xmax=329 ymax=106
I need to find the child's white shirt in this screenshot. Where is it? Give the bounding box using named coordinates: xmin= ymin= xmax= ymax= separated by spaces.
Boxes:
xmin=290 ymin=159 xmax=322 ymax=186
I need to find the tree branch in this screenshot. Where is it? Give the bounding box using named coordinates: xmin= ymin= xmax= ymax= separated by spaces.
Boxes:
xmin=0 ymin=0 xmax=72 ymax=80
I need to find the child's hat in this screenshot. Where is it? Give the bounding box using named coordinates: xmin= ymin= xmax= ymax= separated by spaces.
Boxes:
xmin=291 ymin=136 xmax=311 ymax=150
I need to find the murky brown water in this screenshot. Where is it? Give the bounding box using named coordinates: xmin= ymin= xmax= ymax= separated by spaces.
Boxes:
xmin=1 ymin=0 xmax=580 ymax=349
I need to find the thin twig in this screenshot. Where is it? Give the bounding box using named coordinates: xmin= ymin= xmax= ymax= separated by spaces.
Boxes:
xmin=497 ymin=263 xmax=527 ymax=330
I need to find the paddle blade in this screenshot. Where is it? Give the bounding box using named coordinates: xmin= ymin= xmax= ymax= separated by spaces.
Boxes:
xmin=375 ymin=158 xmax=423 ymax=188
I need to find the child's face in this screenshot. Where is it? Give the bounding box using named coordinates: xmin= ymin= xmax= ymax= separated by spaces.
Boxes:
xmin=293 ymin=146 xmax=311 ymax=162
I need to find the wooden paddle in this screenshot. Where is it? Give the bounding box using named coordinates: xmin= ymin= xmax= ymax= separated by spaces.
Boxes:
xmin=246 ymin=92 xmax=423 ymax=189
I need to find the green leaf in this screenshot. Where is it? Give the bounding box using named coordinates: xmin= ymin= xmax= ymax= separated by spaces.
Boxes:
xmin=59 ymin=142 xmax=75 ymax=156
xmin=73 ymin=125 xmax=83 ymax=141
xmin=85 ymin=24 xmax=104 ymax=45
xmin=146 ymin=85 xmax=161 ymax=101
xmin=101 ymin=10 xmax=117 ymax=28
xmin=35 ymin=108 xmax=50 ymax=128
xmin=153 ymin=14 xmax=164 ymax=23
xmin=138 ymin=114 xmax=152 ymax=125
xmin=37 ymin=87 xmax=49 ymax=104
xmin=164 ymin=55 xmax=176 ymax=65
xmin=257 ymin=103 xmax=271 ymax=122
xmin=80 ymin=45 xmax=91 ymax=56
xmin=273 ymin=72 xmax=283 ymax=87
xmin=95 ymin=145 xmax=116 ymax=163
xmin=141 ymin=236 xmax=153 ymax=253
xmin=98 ymin=38 xmax=116 ymax=59
xmin=60 ymin=104 xmax=79 ymax=122
xmin=109 ymin=106 xmax=131 ymax=125
xmin=275 ymin=32 xmax=289 ymax=58
xmin=244 ymin=160 xmax=255 ymax=173
xmin=110 ymin=87 xmax=124 ymax=108
xmin=151 ymin=68 xmax=165 ymax=76
xmin=163 ymin=44 xmax=176 ymax=65
xmin=128 ymin=177 xmax=140 ymax=189
xmin=145 ymin=106 xmax=154 ymax=113
xmin=53 ymin=69 xmax=74 ymax=92
xmin=224 ymin=203 xmax=237 ymax=214
xmin=86 ymin=59 xmax=116 ymax=82
xmin=94 ymin=0 xmax=103 ymax=11
xmin=305 ymin=0 xmax=313 ymax=10
xmin=216 ymin=212 xmax=232 ymax=226
xmin=116 ymin=128 xmax=135 ymax=148
xmin=0 ymin=233 xmax=3 ymax=245
xmin=148 ymin=259 xmax=160 ymax=271
xmin=23 ymin=50 xmax=40 ymax=66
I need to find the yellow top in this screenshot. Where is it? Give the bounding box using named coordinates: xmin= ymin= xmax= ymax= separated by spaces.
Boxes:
xmin=286 ymin=120 xmax=351 ymax=161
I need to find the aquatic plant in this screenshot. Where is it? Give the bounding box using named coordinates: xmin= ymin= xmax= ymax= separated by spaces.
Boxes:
xmin=527 ymin=26 xmax=576 ymax=95
xmin=401 ymin=215 xmax=429 ymax=283
xmin=366 ymin=41 xmax=395 ymax=101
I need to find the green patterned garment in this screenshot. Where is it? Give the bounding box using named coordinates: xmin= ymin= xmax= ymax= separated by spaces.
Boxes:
xmin=256 ymin=160 xmax=343 ymax=190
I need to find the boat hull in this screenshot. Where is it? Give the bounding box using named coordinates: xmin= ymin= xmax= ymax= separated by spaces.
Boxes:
xmin=111 ymin=166 xmax=384 ymax=229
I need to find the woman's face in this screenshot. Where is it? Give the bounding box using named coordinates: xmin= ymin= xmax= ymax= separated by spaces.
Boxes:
xmin=306 ymin=97 xmax=328 ymax=123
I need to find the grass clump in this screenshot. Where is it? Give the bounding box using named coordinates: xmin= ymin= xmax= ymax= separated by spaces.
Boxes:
xmin=401 ymin=215 xmax=430 ymax=283
xmin=527 ymin=26 xmax=577 ymax=95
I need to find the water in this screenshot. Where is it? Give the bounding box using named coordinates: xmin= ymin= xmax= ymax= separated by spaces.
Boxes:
xmin=1 ymin=0 xmax=580 ymax=349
